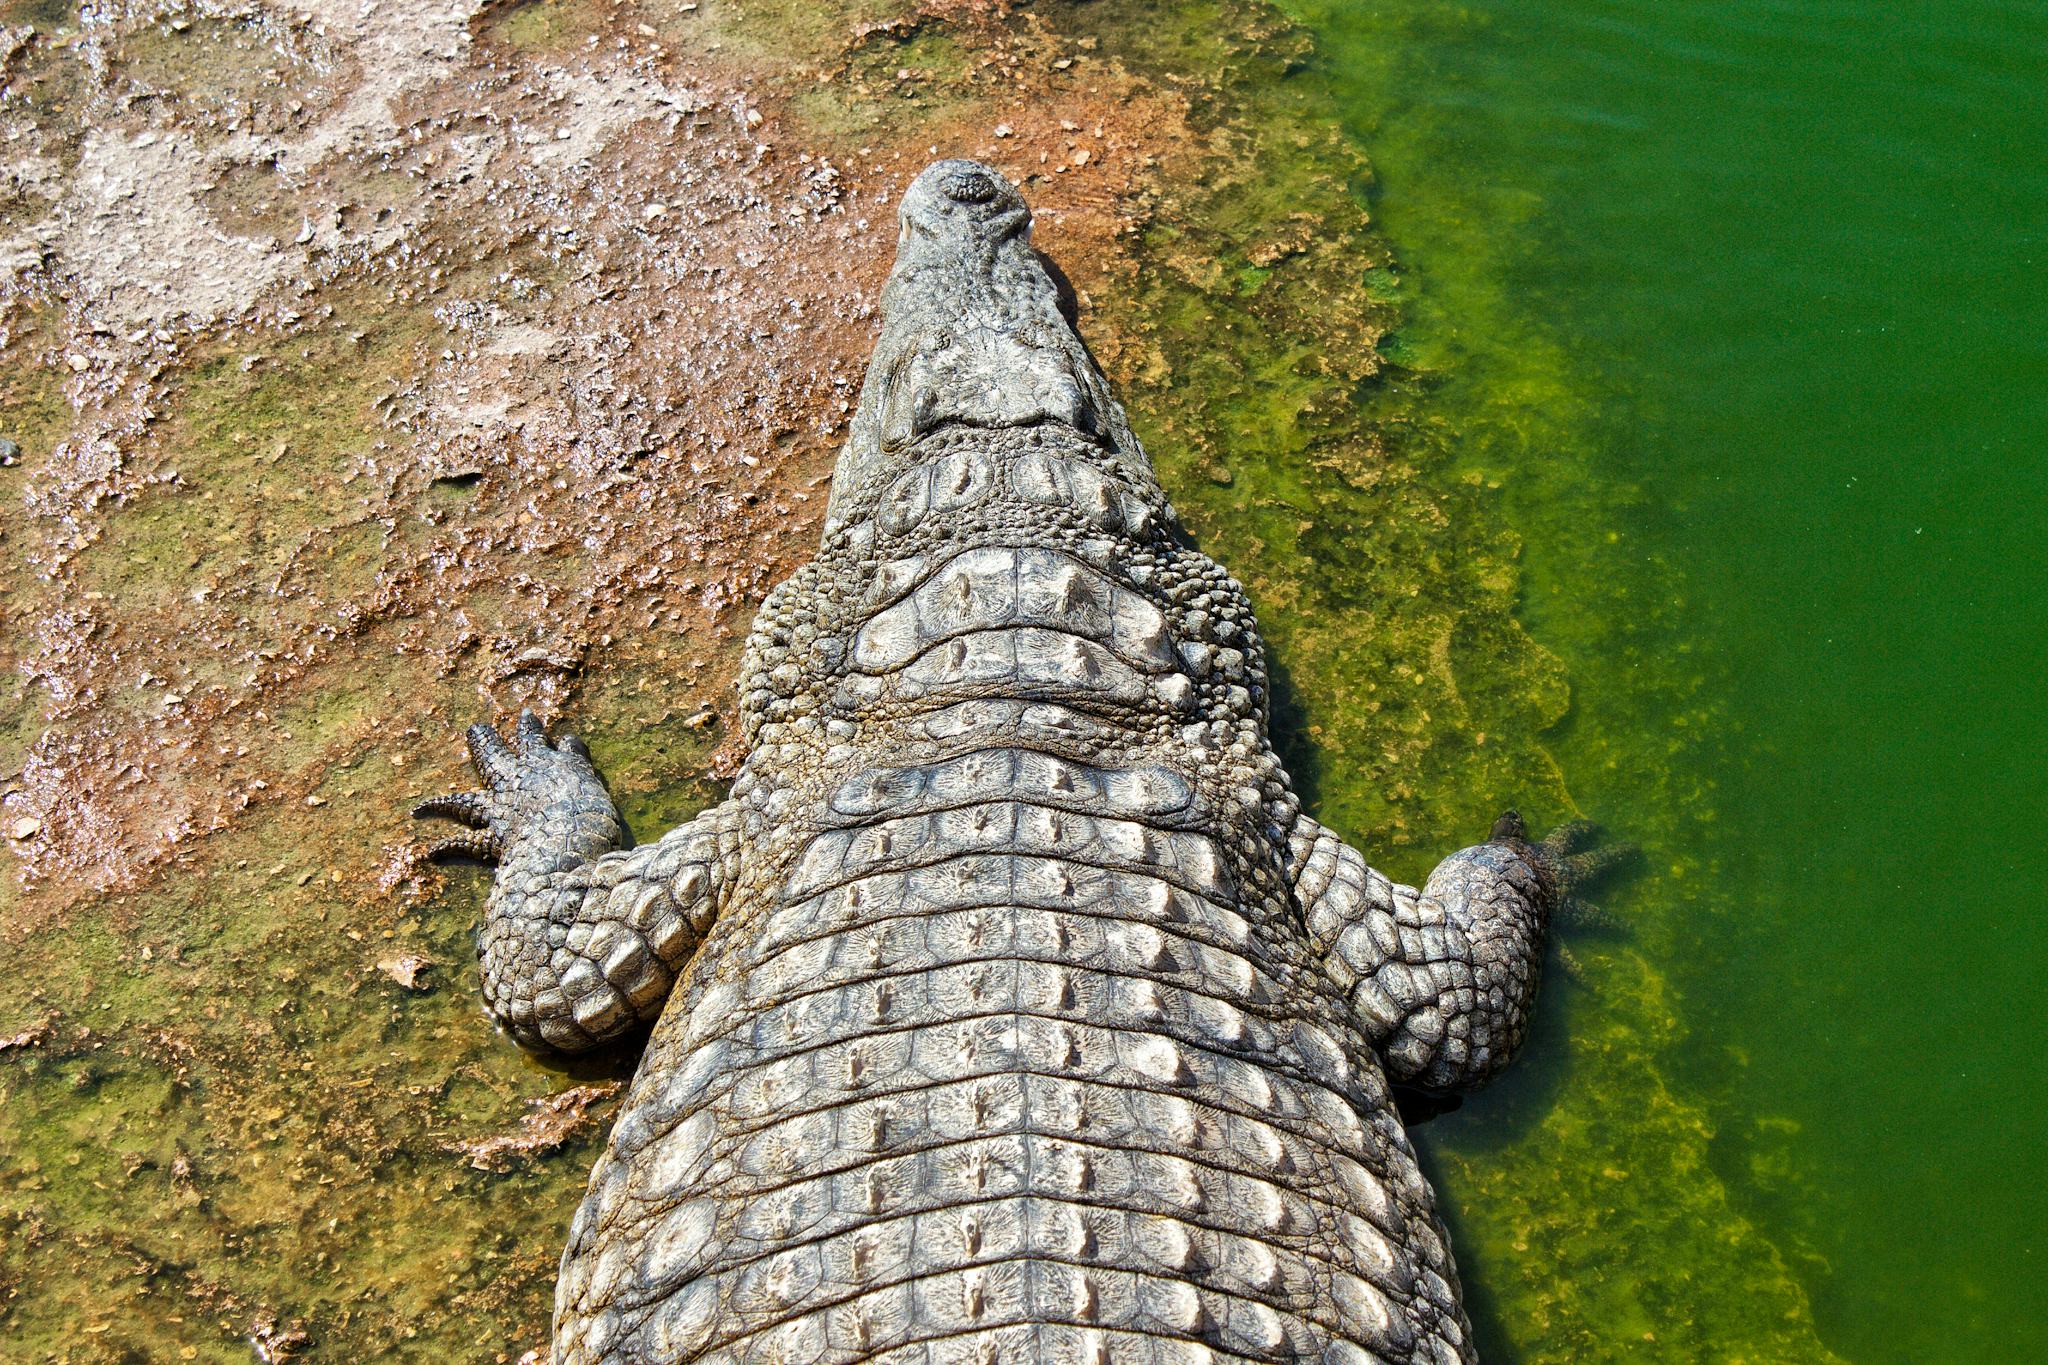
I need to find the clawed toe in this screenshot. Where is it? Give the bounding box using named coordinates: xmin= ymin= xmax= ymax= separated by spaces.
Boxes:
xmin=1561 ymin=841 xmax=1639 ymax=890
xmin=514 ymin=708 xmax=551 ymax=755
xmin=415 ymin=790 xmax=504 ymax=863
xmin=1495 ymin=808 xmax=1642 ymax=945
xmin=464 ymin=710 xmax=590 ymax=790
xmin=466 ymin=720 xmax=521 ymax=789
xmin=1557 ymin=897 xmax=1625 ymax=933
xmin=423 ymin=716 xmax=536 ymax=864
xmin=1511 ymin=814 xmax=1640 ymax=896
xmin=413 ymin=792 xmax=493 ymax=827
xmin=1555 ymin=940 xmax=1598 ymax=990
xmin=420 ymin=710 xmax=612 ymax=868
xmin=1492 ymin=812 xmax=1639 ymax=894
xmin=424 ymin=830 xmax=502 ymax=862
xmin=1540 ymin=819 xmax=1601 ymax=857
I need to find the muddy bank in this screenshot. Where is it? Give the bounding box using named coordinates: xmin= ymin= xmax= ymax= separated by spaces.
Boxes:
xmin=0 ymin=0 xmax=1833 ymax=1359
xmin=0 ymin=0 xmax=1184 ymax=913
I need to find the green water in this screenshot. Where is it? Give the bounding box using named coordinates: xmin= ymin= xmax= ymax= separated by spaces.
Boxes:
xmin=1291 ymin=0 xmax=2048 ymax=1358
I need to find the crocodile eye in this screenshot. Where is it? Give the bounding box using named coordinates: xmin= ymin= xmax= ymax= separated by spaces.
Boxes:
xmin=928 ymin=329 xmax=954 ymax=352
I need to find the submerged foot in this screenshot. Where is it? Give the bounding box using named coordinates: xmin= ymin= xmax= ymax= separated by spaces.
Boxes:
xmin=1492 ymin=808 xmax=1640 ymax=982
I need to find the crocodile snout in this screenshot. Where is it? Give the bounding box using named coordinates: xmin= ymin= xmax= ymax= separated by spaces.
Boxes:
xmin=872 ymin=161 xmax=1097 ymax=449
xmin=937 ymin=163 xmax=1001 ymax=204
xmin=823 ymin=158 xmax=1155 ymax=535
xmin=897 ymin=158 xmax=1031 ymax=243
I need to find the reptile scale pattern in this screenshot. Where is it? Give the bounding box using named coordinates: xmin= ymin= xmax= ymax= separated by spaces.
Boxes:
xmin=418 ymin=161 xmax=1608 ymax=1365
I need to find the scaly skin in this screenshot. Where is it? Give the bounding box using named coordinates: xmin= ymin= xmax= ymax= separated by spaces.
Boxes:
xmin=419 ymin=161 xmax=1627 ymax=1365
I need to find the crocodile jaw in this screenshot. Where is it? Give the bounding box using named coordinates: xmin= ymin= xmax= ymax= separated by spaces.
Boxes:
xmin=824 ymin=159 xmax=1155 ymax=533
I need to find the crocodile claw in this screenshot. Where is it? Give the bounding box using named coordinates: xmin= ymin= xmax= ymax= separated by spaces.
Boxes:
xmin=466 ymin=719 xmax=521 ymax=789
xmin=425 ymin=830 xmax=502 ymax=863
xmin=1570 ymin=849 xmax=1638 ymax=890
xmin=1539 ymin=819 xmax=1600 ymax=856
xmin=1497 ymin=812 xmax=1640 ymax=900
xmin=514 ymin=707 xmax=551 ymax=756
xmin=417 ymin=710 xmax=618 ymax=868
xmin=1557 ymin=896 xmax=1626 ymax=933
xmin=1489 ymin=809 xmax=1640 ymax=950
xmin=413 ymin=792 xmax=494 ymax=827
xmin=1464 ymin=810 xmax=1632 ymax=998
xmin=417 ymin=787 xmax=507 ymax=863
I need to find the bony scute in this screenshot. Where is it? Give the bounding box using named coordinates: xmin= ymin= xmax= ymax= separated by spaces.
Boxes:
xmin=418 ymin=160 xmax=1627 ymax=1365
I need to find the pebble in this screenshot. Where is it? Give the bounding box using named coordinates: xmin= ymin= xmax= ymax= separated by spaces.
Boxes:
xmin=376 ymin=954 xmax=434 ymax=990
xmin=9 ymin=817 xmax=41 ymax=840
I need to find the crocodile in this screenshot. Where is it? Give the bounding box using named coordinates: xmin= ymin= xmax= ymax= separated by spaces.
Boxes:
xmin=417 ymin=159 xmax=1625 ymax=1365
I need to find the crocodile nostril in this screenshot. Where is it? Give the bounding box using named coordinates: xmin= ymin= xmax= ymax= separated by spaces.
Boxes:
xmin=940 ymin=169 xmax=1001 ymax=204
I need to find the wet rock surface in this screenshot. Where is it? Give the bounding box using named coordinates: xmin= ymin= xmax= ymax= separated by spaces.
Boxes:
xmin=0 ymin=0 xmax=1837 ymax=1360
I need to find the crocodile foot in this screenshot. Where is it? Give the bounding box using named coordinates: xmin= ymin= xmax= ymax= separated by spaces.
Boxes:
xmin=1491 ymin=810 xmax=1639 ymax=985
xmin=414 ymin=710 xmax=617 ymax=863
xmin=1492 ymin=811 xmax=1639 ymax=916
xmin=1541 ymin=816 xmax=1639 ymax=926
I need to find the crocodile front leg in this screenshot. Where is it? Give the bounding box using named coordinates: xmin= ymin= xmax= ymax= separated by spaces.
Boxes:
xmin=416 ymin=710 xmax=735 ymax=1051
xmin=1288 ymin=811 xmax=1630 ymax=1093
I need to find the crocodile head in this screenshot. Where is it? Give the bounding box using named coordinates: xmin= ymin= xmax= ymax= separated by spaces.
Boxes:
xmin=824 ymin=159 xmax=1159 ymax=535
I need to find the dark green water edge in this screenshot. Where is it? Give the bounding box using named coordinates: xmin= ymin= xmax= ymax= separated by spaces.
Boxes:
xmin=0 ymin=1 xmax=1831 ymax=1359
xmin=1278 ymin=1 xmax=2048 ymax=1359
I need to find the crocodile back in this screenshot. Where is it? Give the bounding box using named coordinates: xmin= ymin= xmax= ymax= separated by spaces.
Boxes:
xmin=548 ymin=422 xmax=1475 ymax=1365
